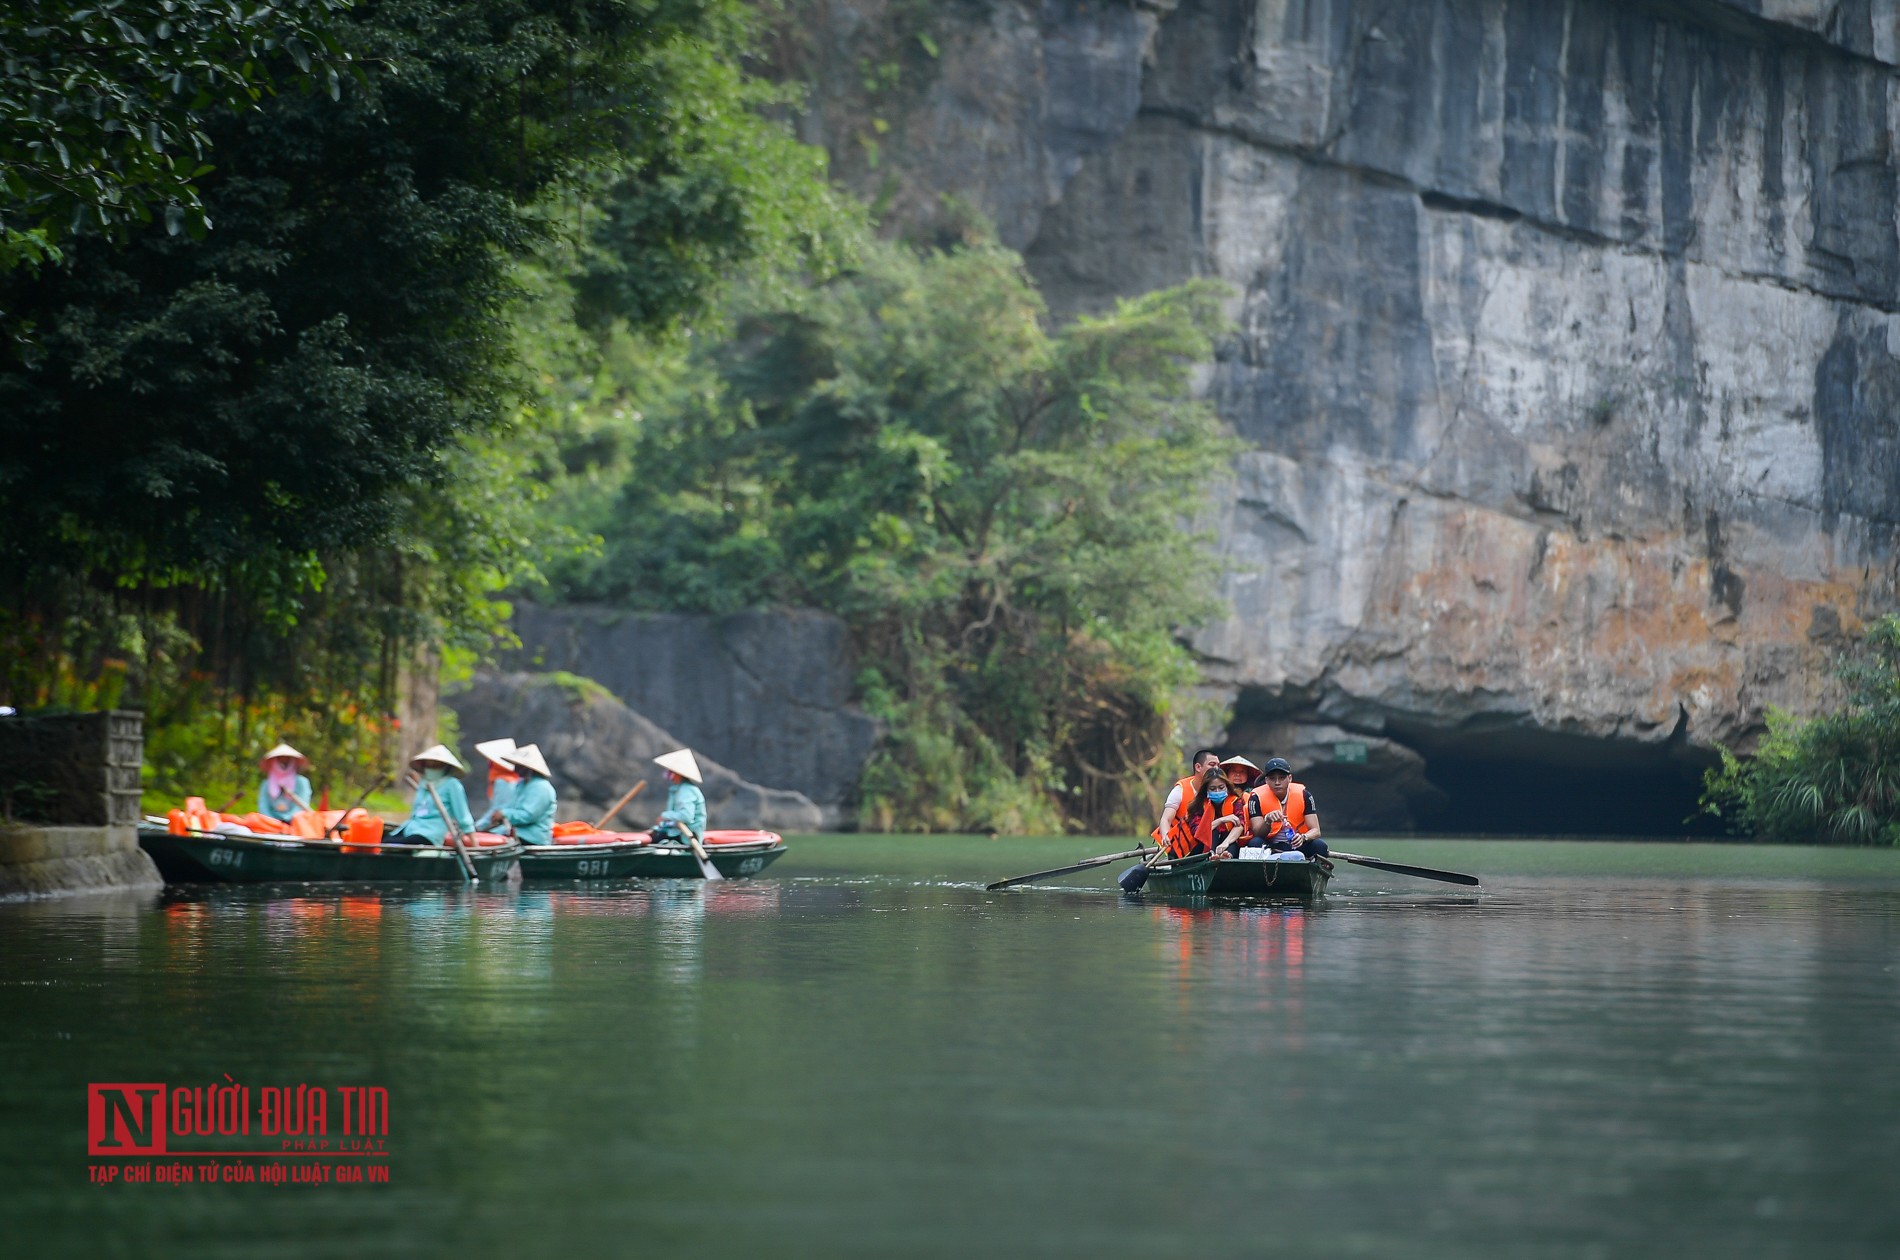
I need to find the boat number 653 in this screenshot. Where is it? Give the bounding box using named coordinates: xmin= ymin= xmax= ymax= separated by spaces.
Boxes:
xmin=576 ymin=859 xmax=611 ymax=877
xmin=208 ymin=847 xmax=244 ymax=868
xmin=738 ymin=857 xmax=764 ymax=875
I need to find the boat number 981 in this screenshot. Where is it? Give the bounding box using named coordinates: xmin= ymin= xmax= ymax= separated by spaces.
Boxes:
xmin=576 ymin=859 xmax=612 ymax=877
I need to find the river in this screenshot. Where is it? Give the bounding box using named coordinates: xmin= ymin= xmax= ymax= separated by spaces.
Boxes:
xmin=6 ymin=837 xmax=1900 ymax=1257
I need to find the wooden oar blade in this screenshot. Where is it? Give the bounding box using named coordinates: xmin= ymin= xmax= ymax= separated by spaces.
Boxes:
xmin=1333 ymin=852 xmax=1480 ymax=887
xmin=986 ymin=848 xmax=1153 ymax=891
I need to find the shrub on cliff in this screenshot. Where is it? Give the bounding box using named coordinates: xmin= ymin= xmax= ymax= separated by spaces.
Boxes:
xmin=546 ymin=222 xmax=1238 ymax=833
xmin=1702 ymin=615 xmax=1900 ymax=845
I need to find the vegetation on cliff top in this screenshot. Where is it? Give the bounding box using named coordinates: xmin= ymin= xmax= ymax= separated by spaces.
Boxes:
xmin=539 ymin=221 xmax=1236 ymax=833
xmin=1702 ymin=615 xmax=1900 ymax=845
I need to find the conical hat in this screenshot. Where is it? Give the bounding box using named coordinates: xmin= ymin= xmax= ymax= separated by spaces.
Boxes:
xmin=509 ymin=743 xmax=552 ymax=778
xmin=474 ymin=737 xmax=517 ymax=768
xmin=1219 ymin=755 xmax=1261 ymax=774
xmin=654 ymin=748 xmax=702 ymax=784
xmin=410 ymin=744 xmax=467 ymax=772
xmin=260 ymin=743 xmax=309 ymax=769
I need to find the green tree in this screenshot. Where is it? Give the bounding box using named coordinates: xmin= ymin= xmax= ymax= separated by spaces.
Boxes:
xmin=552 ymin=224 xmax=1237 ymax=832
xmin=1702 ymin=614 xmax=1900 ymax=844
xmin=0 ymin=0 xmax=356 ymax=272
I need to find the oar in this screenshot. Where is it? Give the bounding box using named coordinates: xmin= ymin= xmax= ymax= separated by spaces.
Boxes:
xmin=593 ymin=780 xmax=647 ymax=831
xmin=323 ymin=777 xmax=389 ymax=840
xmin=987 ymin=847 xmax=1156 ymax=891
xmin=421 ymin=779 xmax=479 ymax=884
xmin=680 ymin=823 xmax=723 ymax=882
xmin=1330 ymin=850 xmax=1481 ymax=887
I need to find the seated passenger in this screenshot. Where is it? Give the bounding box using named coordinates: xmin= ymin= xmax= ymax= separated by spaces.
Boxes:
xmin=1156 ymin=758 xmax=1247 ymax=859
xmin=650 ymin=749 xmax=705 ymax=843
xmin=385 ymin=745 xmax=475 ymax=845
xmin=479 ymin=743 xmax=556 ymax=845
xmin=257 ymin=743 xmax=313 ymax=824
xmin=1247 ymin=756 xmax=1327 ymax=859
xmin=475 ymin=737 xmax=521 ymax=816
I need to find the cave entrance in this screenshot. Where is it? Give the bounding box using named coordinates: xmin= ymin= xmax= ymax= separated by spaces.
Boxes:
xmin=1393 ymin=719 xmax=1722 ymax=838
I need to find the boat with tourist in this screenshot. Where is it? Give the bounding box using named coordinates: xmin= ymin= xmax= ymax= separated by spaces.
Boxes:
xmin=515 ymin=827 xmax=788 ymax=880
xmin=1137 ymin=848 xmax=1333 ymax=899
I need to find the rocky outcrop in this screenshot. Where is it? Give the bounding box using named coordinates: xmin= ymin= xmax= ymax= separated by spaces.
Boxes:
xmin=446 ymin=671 xmax=824 ymax=833
xmin=783 ymin=0 xmax=1900 ymax=830
xmin=502 ymin=605 xmax=877 ymax=824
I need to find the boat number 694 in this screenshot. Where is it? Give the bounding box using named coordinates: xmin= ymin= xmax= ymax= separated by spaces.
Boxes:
xmin=208 ymin=847 xmax=244 ymax=868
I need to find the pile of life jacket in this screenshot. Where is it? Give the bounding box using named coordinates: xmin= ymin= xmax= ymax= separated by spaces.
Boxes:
xmin=167 ymin=797 xmax=384 ymax=846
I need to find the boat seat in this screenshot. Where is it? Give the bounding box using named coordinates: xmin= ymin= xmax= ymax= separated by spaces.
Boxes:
xmin=703 ymin=830 xmax=782 ymax=846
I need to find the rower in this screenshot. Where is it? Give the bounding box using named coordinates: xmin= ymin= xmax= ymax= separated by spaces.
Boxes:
xmin=257 ymin=743 xmax=313 ymax=823
xmin=474 ymin=737 xmax=521 ymax=816
xmin=1247 ymin=756 xmax=1326 ymax=858
xmin=386 ymin=745 xmax=475 ymax=845
xmin=650 ymin=749 xmax=706 ymax=843
xmin=480 ymin=743 xmax=556 ymax=845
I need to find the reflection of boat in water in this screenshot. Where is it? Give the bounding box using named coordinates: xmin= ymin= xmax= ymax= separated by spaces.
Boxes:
xmin=1138 ymin=850 xmax=1331 ymax=900
xmin=138 ymin=825 xmax=521 ymax=884
xmin=515 ymin=830 xmax=788 ymax=881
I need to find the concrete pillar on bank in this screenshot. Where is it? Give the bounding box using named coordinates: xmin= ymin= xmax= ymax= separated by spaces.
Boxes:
xmin=0 ymin=710 xmax=163 ymax=899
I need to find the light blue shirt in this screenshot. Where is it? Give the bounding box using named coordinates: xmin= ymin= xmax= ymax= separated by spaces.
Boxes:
xmin=257 ymin=774 xmax=312 ymax=822
xmin=659 ymin=781 xmax=706 ymax=837
xmin=404 ymin=777 xmax=475 ymax=844
xmin=499 ymin=775 xmax=557 ymax=846
xmin=487 ymin=775 xmax=518 ymax=816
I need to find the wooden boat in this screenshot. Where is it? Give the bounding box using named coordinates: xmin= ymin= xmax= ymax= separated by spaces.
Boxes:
xmin=1138 ymin=848 xmax=1332 ymax=899
xmin=516 ymin=829 xmax=788 ymax=881
xmin=137 ymin=823 xmax=522 ymax=884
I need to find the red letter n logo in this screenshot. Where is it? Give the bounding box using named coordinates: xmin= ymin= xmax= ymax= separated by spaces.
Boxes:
xmin=88 ymin=1084 xmax=168 ymax=1155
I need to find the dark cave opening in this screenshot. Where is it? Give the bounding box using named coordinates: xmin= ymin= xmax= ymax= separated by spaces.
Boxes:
xmin=1394 ymin=719 xmax=1724 ymax=837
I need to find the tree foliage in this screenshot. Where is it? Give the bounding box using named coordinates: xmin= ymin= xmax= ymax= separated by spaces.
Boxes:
xmin=1702 ymin=614 xmax=1900 ymax=844
xmin=0 ymin=0 xmax=356 ymax=271
xmin=549 ymin=224 xmax=1237 ymax=832
xmin=0 ymin=0 xmax=851 ymax=801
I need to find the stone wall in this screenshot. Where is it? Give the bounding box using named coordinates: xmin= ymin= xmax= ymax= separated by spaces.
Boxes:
xmin=780 ymin=0 xmax=1900 ymax=830
xmin=502 ymin=605 xmax=878 ymax=817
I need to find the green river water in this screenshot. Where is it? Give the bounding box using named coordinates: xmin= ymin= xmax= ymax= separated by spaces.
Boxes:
xmin=5 ymin=836 xmax=1900 ymax=1258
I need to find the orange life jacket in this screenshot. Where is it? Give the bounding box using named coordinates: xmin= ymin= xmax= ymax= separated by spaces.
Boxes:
xmin=1251 ymin=781 xmax=1309 ymax=837
xmin=1153 ymin=775 xmax=1247 ymax=858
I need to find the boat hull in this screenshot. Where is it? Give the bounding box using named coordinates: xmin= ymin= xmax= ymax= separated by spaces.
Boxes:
xmin=138 ymin=828 xmax=521 ymax=884
xmin=1141 ymin=852 xmax=1330 ymax=899
xmin=517 ymin=838 xmax=787 ymax=881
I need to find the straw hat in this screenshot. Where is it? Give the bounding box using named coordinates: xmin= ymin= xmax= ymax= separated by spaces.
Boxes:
xmin=474 ymin=737 xmax=517 ymax=768
xmin=654 ymin=748 xmax=702 ymax=784
xmin=259 ymin=743 xmax=309 ymax=769
xmin=410 ymin=744 xmax=467 ymax=772
xmin=509 ymin=743 xmax=552 ymax=778
xmin=1219 ymin=754 xmax=1261 ymax=775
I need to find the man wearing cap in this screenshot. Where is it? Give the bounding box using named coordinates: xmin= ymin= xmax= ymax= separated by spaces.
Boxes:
xmin=480 ymin=743 xmax=557 ymax=845
xmin=475 ymin=737 xmax=521 ymax=817
xmin=257 ymin=744 xmax=313 ymax=823
xmin=651 ymin=749 xmax=706 ymax=843
xmin=387 ymin=745 xmax=476 ymax=845
xmin=1247 ymin=757 xmax=1325 ymax=857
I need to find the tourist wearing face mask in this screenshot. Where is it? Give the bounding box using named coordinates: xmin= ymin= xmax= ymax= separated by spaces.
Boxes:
xmin=1156 ymin=754 xmax=1249 ymax=859
xmin=385 ymin=745 xmax=476 ymax=846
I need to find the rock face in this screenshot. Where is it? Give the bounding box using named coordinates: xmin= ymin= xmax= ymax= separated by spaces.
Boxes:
xmin=501 ymin=605 xmax=878 ymax=825
xmin=785 ymin=0 xmax=1900 ymax=831
xmin=446 ymin=671 xmax=825 ymax=833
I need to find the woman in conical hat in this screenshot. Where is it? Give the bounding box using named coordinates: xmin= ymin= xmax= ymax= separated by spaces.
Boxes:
xmin=386 ymin=745 xmax=476 ymax=846
xmin=481 ymin=743 xmax=557 ymax=846
xmin=256 ymin=743 xmax=313 ymax=824
xmin=474 ymin=737 xmax=521 ymax=815
xmin=650 ymin=749 xmax=706 ymax=844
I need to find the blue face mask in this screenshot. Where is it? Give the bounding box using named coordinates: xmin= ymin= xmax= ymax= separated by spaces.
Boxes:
xmin=1207 ymin=787 xmax=1228 ymax=803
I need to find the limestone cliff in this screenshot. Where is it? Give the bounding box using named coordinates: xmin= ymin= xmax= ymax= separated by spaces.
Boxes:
xmin=781 ymin=0 xmax=1900 ymax=830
